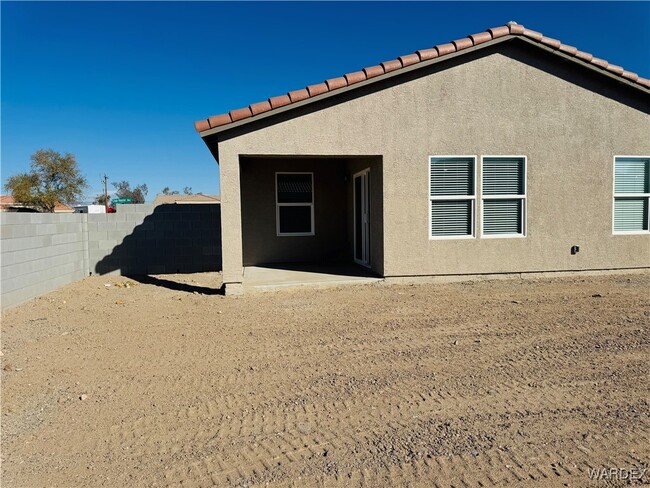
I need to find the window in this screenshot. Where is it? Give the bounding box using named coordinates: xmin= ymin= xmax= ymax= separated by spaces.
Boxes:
xmin=481 ymin=156 xmax=527 ymax=237
xmin=429 ymin=156 xmax=476 ymax=238
xmin=613 ymin=156 xmax=650 ymax=234
xmin=276 ymin=173 xmax=314 ymax=236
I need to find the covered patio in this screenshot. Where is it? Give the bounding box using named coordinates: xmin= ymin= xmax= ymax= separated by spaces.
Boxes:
xmin=237 ymin=155 xmax=383 ymax=291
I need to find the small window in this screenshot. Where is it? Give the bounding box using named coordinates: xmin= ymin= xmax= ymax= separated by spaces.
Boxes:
xmin=481 ymin=156 xmax=527 ymax=237
xmin=613 ymin=156 xmax=650 ymax=234
xmin=276 ymin=173 xmax=314 ymax=236
xmin=429 ymin=156 xmax=476 ymax=238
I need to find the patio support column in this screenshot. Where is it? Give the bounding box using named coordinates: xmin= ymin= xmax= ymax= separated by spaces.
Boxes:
xmin=219 ymin=149 xmax=244 ymax=295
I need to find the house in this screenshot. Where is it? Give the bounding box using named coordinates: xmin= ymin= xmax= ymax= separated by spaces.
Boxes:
xmin=195 ymin=22 xmax=650 ymax=294
xmin=152 ymin=194 xmax=221 ymax=206
xmin=0 ymin=195 xmax=75 ymax=213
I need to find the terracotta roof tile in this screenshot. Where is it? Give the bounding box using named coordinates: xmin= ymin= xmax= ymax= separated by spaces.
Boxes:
xmin=590 ymin=57 xmax=609 ymax=69
xmin=194 ymin=119 xmax=210 ymax=132
xmin=452 ymin=37 xmax=473 ymax=51
xmin=381 ymin=59 xmax=403 ymax=73
xmin=195 ymin=22 xmax=650 ymax=133
xmin=489 ymin=26 xmax=510 ymax=39
xmin=250 ymin=100 xmax=272 ymax=116
xmin=470 ymin=31 xmax=493 ymax=46
xmin=522 ymin=28 xmax=543 ymax=42
xmin=229 ymin=107 xmax=252 ymax=122
xmin=269 ymin=94 xmax=291 ymax=108
xmin=363 ymin=65 xmax=385 ymax=79
xmin=508 ymin=23 xmax=525 ymax=35
xmin=541 ymin=36 xmax=562 ymax=49
xmin=605 ymin=64 xmax=624 ymax=76
xmin=208 ymin=113 xmax=232 ymax=127
xmin=621 ymin=70 xmax=639 ymax=82
xmin=326 ymin=77 xmax=348 ymax=91
xmin=307 ymin=83 xmax=329 ymax=97
xmin=575 ymin=50 xmax=593 ymax=62
xmin=416 ymin=47 xmax=439 ymax=60
xmin=436 ymin=42 xmax=456 ymax=56
xmin=399 ymin=53 xmax=421 ymax=67
xmin=636 ymin=77 xmax=650 ymax=89
xmin=288 ymin=89 xmax=310 ymax=103
xmin=558 ymin=43 xmax=578 ymax=56
xmin=345 ymin=71 xmax=367 ymax=85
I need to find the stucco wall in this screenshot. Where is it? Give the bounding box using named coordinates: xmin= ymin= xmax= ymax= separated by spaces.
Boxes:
xmin=212 ymin=40 xmax=650 ymax=284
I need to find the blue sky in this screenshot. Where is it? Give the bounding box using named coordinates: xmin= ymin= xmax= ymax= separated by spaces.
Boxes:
xmin=2 ymin=1 xmax=649 ymax=203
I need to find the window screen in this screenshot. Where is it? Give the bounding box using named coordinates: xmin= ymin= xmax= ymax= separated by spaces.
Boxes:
xmin=276 ymin=173 xmax=314 ymax=236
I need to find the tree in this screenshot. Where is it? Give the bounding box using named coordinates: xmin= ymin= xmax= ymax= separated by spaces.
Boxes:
xmin=4 ymin=149 xmax=88 ymax=212
xmin=161 ymin=186 xmax=179 ymax=195
xmin=113 ymin=181 xmax=148 ymax=204
xmin=93 ymin=194 xmax=110 ymax=206
xmin=183 ymin=186 xmax=193 ymax=195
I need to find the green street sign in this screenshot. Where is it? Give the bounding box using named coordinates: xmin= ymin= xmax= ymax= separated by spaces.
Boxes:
xmin=111 ymin=197 xmax=132 ymax=204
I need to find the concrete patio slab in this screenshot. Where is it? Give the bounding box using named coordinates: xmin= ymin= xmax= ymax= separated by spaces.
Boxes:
xmin=243 ymin=263 xmax=382 ymax=291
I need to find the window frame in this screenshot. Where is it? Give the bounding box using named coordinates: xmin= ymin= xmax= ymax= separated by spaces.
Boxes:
xmin=612 ymin=155 xmax=650 ymax=235
xmin=428 ymin=155 xmax=477 ymax=240
xmin=480 ymin=155 xmax=528 ymax=239
xmin=275 ymin=172 xmax=315 ymax=237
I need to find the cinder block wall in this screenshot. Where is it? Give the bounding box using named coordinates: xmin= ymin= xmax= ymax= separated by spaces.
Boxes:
xmin=0 ymin=213 xmax=87 ymax=309
xmin=1 ymin=204 xmax=221 ymax=309
xmin=89 ymin=204 xmax=221 ymax=275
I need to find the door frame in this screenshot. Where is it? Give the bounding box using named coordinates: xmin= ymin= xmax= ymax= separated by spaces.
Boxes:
xmin=353 ymin=168 xmax=371 ymax=267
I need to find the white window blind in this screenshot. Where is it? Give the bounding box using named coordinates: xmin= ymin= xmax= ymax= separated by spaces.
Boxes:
xmin=481 ymin=157 xmax=526 ymax=237
xmin=613 ymin=157 xmax=650 ymax=233
xmin=429 ymin=157 xmax=475 ymax=238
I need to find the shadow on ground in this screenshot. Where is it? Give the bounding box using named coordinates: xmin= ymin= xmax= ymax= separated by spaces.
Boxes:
xmin=126 ymin=275 xmax=224 ymax=295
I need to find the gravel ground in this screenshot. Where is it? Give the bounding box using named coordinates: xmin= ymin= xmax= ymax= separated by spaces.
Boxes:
xmin=1 ymin=271 xmax=649 ymax=487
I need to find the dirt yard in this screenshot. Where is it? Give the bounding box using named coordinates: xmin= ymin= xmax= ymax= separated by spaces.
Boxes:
xmin=1 ymin=272 xmax=649 ymax=487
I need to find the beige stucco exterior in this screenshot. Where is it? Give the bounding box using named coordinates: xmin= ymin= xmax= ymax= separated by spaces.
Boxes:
xmin=204 ymin=40 xmax=650 ymax=290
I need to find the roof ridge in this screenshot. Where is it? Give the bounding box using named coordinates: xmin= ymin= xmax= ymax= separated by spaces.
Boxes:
xmin=195 ymin=22 xmax=650 ymax=133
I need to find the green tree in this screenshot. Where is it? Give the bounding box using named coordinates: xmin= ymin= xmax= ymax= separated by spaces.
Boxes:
xmin=183 ymin=186 xmax=193 ymax=195
xmin=4 ymin=149 xmax=88 ymax=212
xmin=113 ymin=181 xmax=148 ymax=204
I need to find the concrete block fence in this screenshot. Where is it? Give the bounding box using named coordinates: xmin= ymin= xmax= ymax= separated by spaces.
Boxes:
xmin=1 ymin=204 xmax=221 ymax=309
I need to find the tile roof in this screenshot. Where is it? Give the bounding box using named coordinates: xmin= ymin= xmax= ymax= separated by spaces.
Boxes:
xmin=195 ymin=22 xmax=650 ymax=134
xmin=153 ymin=194 xmax=221 ymax=206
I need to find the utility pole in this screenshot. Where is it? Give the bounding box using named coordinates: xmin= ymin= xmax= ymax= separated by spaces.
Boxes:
xmin=102 ymin=174 xmax=109 ymax=212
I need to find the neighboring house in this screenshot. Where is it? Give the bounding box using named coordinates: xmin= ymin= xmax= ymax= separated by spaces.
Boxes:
xmin=0 ymin=195 xmax=74 ymax=213
xmin=194 ymin=22 xmax=650 ymax=294
xmin=152 ymin=194 xmax=221 ymax=206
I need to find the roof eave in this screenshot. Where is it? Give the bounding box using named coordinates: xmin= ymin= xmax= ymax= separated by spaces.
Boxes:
xmin=198 ymin=35 xmax=650 ymax=139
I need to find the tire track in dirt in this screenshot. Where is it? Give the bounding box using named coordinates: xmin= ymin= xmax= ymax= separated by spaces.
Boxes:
xmin=150 ymin=377 xmax=648 ymax=487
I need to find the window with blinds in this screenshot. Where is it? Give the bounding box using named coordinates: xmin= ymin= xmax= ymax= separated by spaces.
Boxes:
xmin=276 ymin=173 xmax=314 ymax=236
xmin=481 ymin=157 xmax=526 ymax=237
xmin=613 ymin=157 xmax=650 ymax=233
xmin=429 ymin=157 xmax=476 ymax=238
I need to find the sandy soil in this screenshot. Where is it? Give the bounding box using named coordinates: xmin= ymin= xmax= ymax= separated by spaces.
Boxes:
xmin=1 ymin=272 xmax=649 ymax=487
